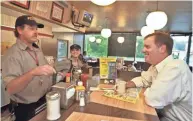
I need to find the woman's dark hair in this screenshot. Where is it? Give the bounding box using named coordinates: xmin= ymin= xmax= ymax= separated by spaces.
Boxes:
xmin=83 ymin=51 xmax=86 ymax=55
xmin=78 ymin=54 xmax=87 ymax=64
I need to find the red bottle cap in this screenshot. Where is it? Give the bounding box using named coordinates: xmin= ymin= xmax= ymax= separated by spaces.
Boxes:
xmin=66 ymin=73 xmax=71 ymax=77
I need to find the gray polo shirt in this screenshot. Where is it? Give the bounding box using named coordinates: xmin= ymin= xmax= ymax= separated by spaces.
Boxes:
xmin=2 ymin=39 xmax=53 ymax=104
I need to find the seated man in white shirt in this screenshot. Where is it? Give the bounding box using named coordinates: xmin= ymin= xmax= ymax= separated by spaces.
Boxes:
xmin=127 ymin=32 xmax=192 ymax=121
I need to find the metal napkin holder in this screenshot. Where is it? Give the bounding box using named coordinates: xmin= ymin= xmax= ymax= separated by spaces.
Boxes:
xmin=51 ymin=82 xmax=76 ymax=109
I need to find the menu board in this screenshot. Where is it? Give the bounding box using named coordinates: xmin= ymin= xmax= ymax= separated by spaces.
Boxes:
xmin=100 ymin=58 xmax=117 ymax=79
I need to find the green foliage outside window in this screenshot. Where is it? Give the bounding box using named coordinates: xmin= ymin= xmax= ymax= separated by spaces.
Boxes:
xmin=136 ymin=36 xmax=145 ymax=61
xmin=84 ymin=34 xmax=108 ymax=58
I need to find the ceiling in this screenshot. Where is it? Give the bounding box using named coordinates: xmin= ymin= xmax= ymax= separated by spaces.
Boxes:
xmin=69 ymin=1 xmax=192 ymax=33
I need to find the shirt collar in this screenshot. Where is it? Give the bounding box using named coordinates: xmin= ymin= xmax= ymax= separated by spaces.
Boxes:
xmin=155 ymin=55 xmax=173 ymax=73
xmin=16 ymin=39 xmax=28 ymax=50
xmin=16 ymin=39 xmax=40 ymax=51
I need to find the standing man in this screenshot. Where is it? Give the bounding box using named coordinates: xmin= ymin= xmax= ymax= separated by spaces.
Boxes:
xmin=2 ymin=15 xmax=56 ymax=121
xmin=127 ymin=32 xmax=192 ymax=121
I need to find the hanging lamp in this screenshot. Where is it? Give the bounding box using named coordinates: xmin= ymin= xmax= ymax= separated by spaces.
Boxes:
xmin=101 ymin=17 xmax=111 ymax=38
xmin=146 ymin=1 xmax=168 ymax=30
xmin=91 ymin=0 xmax=116 ymax=6
xmin=140 ymin=26 xmax=155 ymax=37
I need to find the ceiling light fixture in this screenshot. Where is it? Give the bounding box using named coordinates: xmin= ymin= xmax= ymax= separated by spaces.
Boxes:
xmin=117 ymin=36 xmax=124 ymax=44
xmin=101 ymin=17 xmax=111 ymax=38
xmin=140 ymin=26 xmax=155 ymax=37
xmin=146 ymin=1 xmax=168 ymax=30
xmin=91 ymin=0 xmax=116 ymax=6
xmin=96 ymin=38 xmax=102 ymax=43
xmin=101 ymin=28 xmax=111 ymax=38
xmin=89 ymin=36 xmax=96 ymax=42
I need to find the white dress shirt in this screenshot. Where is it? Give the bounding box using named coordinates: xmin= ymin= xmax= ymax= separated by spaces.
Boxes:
xmin=131 ymin=55 xmax=192 ymax=121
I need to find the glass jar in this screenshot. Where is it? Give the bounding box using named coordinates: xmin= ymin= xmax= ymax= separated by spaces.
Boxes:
xmin=46 ymin=91 xmax=61 ymax=120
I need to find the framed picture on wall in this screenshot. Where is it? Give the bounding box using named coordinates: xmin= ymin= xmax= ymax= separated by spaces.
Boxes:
xmin=50 ymin=2 xmax=64 ymax=22
xmin=10 ymin=1 xmax=30 ymax=9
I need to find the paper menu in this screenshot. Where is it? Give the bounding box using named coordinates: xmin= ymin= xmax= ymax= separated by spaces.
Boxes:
xmin=100 ymin=57 xmax=117 ymax=79
xmin=103 ymin=88 xmax=142 ymax=104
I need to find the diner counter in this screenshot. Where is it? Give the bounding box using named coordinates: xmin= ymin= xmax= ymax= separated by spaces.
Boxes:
xmin=30 ymin=84 xmax=159 ymax=121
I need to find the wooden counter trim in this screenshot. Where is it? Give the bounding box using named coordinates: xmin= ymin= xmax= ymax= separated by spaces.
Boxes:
xmin=1 ymin=25 xmax=54 ymax=38
xmin=92 ymin=86 xmax=157 ymax=115
xmin=66 ymin=112 xmax=145 ymax=121
xmin=73 ymin=102 xmax=160 ymax=121
xmin=30 ymin=102 xmax=159 ymax=121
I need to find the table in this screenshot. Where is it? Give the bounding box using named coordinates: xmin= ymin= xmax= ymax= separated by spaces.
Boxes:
xmin=30 ymin=84 xmax=159 ymax=121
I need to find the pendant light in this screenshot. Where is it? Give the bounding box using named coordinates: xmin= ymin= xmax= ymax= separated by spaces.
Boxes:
xmin=91 ymin=0 xmax=116 ymax=6
xmin=101 ymin=17 xmax=111 ymax=38
xmin=96 ymin=38 xmax=102 ymax=43
xmin=89 ymin=36 xmax=96 ymax=42
xmin=117 ymin=37 xmax=124 ymax=43
xmin=146 ymin=1 xmax=168 ymax=30
xmin=140 ymin=26 xmax=155 ymax=37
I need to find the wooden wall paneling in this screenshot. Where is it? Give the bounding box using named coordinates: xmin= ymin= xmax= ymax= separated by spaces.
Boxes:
xmin=38 ymin=26 xmax=53 ymax=35
xmin=1 ymin=2 xmax=86 ymax=33
xmin=1 ymin=25 xmax=54 ymax=55
xmin=1 ymin=30 xmax=16 ymax=55
xmin=1 ymin=14 xmax=16 ymax=27
xmin=62 ymin=2 xmax=72 ymax=24
xmin=1 ymin=30 xmax=15 ymax=42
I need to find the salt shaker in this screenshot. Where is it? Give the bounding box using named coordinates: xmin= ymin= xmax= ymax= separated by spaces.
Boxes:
xmin=79 ymin=92 xmax=85 ymax=106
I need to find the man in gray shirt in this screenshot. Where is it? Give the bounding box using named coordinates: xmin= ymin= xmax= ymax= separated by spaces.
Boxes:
xmin=2 ymin=15 xmax=56 ymax=121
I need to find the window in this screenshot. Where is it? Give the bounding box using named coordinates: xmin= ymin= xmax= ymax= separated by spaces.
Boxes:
xmin=172 ymin=36 xmax=189 ymax=60
xmin=135 ymin=36 xmax=145 ymax=62
xmin=188 ymin=36 xmax=193 ymax=66
xmin=73 ymin=34 xmax=84 ymax=53
xmin=135 ymin=35 xmax=190 ymax=63
xmin=84 ymin=34 xmax=108 ymax=58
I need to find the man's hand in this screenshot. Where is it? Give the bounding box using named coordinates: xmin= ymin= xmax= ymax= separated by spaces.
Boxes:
xmin=30 ymin=65 xmax=56 ymax=76
xmin=127 ymin=81 xmax=136 ymax=88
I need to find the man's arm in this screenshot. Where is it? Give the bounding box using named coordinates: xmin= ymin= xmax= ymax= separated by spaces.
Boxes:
xmin=127 ymin=81 xmax=136 ymax=88
xmin=5 ymin=65 xmax=55 ymax=95
xmin=127 ymin=66 xmax=154 ymax=88
xmin=5 ymin=70 xmax=34 ymax=95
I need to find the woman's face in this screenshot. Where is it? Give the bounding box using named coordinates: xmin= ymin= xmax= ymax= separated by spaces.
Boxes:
xmin=71 ymin=49 xmax=80 ymax=58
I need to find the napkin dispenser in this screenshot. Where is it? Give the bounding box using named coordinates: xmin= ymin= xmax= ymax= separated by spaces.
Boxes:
xmin=52 ymin=82 xmax=75 ymax=109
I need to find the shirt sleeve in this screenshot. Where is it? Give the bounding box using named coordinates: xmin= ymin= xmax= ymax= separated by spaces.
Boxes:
xmin=144 ymin=66 xmax=182 ymax=109
xmin=2 ymin=56 xmax=23 ymax=87
xmin=131 ymin=66 xmax=154 ymax=87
